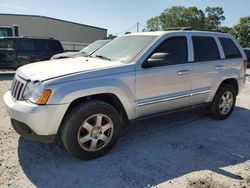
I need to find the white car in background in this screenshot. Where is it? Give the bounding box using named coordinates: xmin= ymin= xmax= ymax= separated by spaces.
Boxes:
xmin=51 ymin=39 xmax=111 ymax=59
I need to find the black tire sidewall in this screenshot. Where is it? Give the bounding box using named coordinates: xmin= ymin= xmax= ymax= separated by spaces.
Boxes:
xmin=61 ymin=100 xmax=121 ymax=160
xmin=210 ymin=84 xmax=236 ymax=120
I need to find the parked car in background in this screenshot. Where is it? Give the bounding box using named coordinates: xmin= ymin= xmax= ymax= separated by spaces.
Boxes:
xmin=243 ymin=48 xmax=250 ymax=68
xmin=0 ymin=36 xmax=64 ymax=69
xmin=51 ymin=39 xmax=111 ymax=59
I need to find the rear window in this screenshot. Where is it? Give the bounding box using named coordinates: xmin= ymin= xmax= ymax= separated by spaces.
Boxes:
xmin=0 ymin=39 xmax=14 ymax=49
xmin=192 ymin=36 xmax=220 ymax=62
xmin=219 ymin=38 xmax=242 ymax=59
xmin=47 ymin=40 xmax=63 ymax=52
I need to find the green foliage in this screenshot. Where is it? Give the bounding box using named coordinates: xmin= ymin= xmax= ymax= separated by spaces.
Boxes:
xmin=145 ymin=6 xmax=250 ymax=47
xmin=106 ymin=34 xmax=117 ymax=39
xmin=233 ymin=17 xmax=250 ymax=48
xmin=146 ymin=6 xmax=225 ymax=31
xmin=205 ymin=7 xmax=225 ymax=29
xmin=147 ymin=16 xmax=162 ymax=31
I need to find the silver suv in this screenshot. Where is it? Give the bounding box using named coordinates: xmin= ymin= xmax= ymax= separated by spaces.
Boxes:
xmin=4 ymin=30 xmax=248 ymax=160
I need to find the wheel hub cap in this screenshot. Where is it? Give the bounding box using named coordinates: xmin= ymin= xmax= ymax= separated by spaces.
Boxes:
xmin=77 ymin=114 xmax=114 ymax=152
xmin=219 ymin=91 xmax=233 ymax=115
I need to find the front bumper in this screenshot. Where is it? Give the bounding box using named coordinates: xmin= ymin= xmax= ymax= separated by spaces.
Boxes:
xmin=4 ymin=91 xmax=69 ymax=143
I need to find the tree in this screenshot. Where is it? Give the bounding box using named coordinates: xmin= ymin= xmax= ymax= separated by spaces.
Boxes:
xmin=146 ymin=6 xmax=225 ymax=31
xmin=146 ymin=16 xmax=162 ymax=31
xmin=205 ymin=7 xmax=225 ymax=29
xmin=220 ymin=26 xmax=235 ymax=35
xmin=233 ymin=16 xmax=250 ymax=48
xmin=106 ymin=34 xmax=117 ymax=39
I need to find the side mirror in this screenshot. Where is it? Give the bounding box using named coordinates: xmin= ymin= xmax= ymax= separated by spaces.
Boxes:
xmin=143 ymin=52 xmax=170 ymax=68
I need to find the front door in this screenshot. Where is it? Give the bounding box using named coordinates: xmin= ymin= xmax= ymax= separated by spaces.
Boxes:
xmin=135 ymin=36 xmax=192 ymax=117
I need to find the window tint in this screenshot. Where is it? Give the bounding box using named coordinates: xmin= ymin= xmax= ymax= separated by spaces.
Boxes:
xmin=47 ymin=40 xmax=63 ymax=52
xmin=0 ymin=39 xmax=14 ymax=49
xmin=192 ymin=36 xmax=220 ymax=62
xmin=152 ymin=37 xmax=188 ymax=65
xmin=17 ymin=40 xmax=35 ymax=51
xmin=219 ymin=38 xmax=241 ymax=59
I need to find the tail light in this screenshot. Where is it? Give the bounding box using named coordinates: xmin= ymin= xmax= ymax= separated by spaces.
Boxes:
xmin=243 ymin=59 xmax=248 ymax=73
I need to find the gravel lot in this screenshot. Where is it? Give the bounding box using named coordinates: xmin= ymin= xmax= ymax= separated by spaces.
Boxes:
xmin=0 ymin=73 xmax=250 ymax=188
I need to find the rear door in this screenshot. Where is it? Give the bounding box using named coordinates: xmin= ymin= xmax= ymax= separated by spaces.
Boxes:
xmin=190 ymin=35 xmax=223 ymax=105
xmin=135 ymin=36 xmax=192 ymax=117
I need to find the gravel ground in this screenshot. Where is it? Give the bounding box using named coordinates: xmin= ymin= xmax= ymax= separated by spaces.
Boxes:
xmin=0 ymin=73 xmax=250 ymax=188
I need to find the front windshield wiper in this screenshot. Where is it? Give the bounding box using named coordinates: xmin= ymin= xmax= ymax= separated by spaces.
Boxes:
xmin=95 ymin=55 xmax=111 ymax=61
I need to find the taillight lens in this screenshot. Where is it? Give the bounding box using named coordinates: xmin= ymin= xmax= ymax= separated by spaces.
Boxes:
xmin=243 ymin=59 xmax=248 ymax=72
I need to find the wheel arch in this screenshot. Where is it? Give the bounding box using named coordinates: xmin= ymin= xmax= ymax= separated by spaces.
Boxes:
xmin=59 ymin=93 xmax=130 ymax=133
xmin=220 ymin=78 xmax=239 ymax=95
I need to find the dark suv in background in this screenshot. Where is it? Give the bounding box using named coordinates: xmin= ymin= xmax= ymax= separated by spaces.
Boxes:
xmin=0 ymin=36 xmax=64 ymax=69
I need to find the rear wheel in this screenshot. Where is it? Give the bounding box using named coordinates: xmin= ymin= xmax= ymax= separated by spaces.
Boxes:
xmin=61 ymin=100 xmax=121 ymax=160
xmin=209 ymin=84 xmax=236 ymax=120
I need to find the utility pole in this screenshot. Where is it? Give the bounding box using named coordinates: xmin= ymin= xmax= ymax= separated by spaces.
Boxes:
xmin=137 ymin=22 xmax=139 ymax=32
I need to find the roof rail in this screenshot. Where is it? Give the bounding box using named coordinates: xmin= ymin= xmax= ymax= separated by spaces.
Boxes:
xmin=21 ymin=36 xmax=55 ymax=39
xmin=164 ymin=27 xmax=227 ymax=33
xmin=164 ymin=27 xmax=193 ymax=31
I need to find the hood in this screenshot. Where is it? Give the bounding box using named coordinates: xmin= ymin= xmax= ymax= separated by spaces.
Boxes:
xmin=51 ymin=51 xmax=83 ymax=59
xmin=16 ymin=57 xmax=125 ymax=81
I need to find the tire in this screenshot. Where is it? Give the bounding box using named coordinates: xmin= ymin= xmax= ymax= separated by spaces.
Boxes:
xmin=209 ymin=84 xmax=236 ymax=120
xmin=61 ymin=100 xmax=121 ymax=160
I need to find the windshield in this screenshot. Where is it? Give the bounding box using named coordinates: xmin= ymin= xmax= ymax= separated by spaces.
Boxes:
xmin=92 ymin=35 xmax=156 ymax=63
xmin=80 ymin=40 xmax=110 ymax=55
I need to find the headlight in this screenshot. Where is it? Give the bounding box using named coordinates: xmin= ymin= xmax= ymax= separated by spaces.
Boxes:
xmin=23 ymin=82 xmax=52 ymax=105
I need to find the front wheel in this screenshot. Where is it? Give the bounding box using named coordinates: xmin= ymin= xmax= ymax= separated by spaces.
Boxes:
xmin=209 ymin=84 xmax=236 ymax=120
xmin=61 ymin=100 xmax=121 ymax=160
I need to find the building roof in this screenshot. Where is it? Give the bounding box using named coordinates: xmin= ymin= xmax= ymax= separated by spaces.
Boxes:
xmin=0 ymin=13 xmax=107 ymax=31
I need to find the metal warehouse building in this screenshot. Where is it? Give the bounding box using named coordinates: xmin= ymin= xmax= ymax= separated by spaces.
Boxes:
xmin=0 ymin=14 xmax=107 ymax=51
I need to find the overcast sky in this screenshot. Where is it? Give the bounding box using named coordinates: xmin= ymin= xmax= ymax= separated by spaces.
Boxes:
xmin=0 ymin=0 xmax=249 ymax=35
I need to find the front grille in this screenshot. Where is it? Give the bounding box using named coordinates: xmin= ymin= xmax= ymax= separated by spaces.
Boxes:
xmin=11 ymin=76 xmax=27 ymax=101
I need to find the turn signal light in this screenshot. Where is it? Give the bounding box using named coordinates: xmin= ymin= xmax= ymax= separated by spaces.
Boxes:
xmin=36 ymin=89 xmax=52 ymax=105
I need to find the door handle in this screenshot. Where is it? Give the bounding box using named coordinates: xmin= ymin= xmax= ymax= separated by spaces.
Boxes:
xmin=215 ymin=65 xmax=224 ymax=70
xmin=177 ymin=70 xmax=191 ymax=75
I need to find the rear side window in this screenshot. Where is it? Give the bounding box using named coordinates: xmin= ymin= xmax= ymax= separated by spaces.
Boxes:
xmin=153 ymin=36 xmax=188 ymax=65
xmin=219 ymin=38 xmax=242 ymax=59
xmin=192 ymin=36 xmax=220 ymax=62
xmin=0 ymin=39 xmax=14 ymax=49
xmin=17 ymin=40 xmax=35 ymax=51
xmin=47 ymin=40 xmax=63 ymax=52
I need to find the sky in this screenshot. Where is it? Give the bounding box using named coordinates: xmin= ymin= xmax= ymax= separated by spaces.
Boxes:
xmin=0 ymin=0 xmax=249 ymax=35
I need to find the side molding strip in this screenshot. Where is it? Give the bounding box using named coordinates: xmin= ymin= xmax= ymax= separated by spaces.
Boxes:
xmin=137 ymin=89 xmax=211 ymax=107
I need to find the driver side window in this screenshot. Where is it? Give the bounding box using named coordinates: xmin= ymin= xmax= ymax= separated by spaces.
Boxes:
xmin=152 ymin=36 xmax=188 ymax=66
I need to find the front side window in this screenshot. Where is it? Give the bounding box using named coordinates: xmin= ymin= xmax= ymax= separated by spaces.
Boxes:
xmin=219 ymin=38 xmax=242 ymax=59
xmin=192 ymin=36 xmax=220 ymax=62
xmin=151 ymin=36 xmax=188 ymax=66
xmin=92 ymin=35 xmax=156 ymax=64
